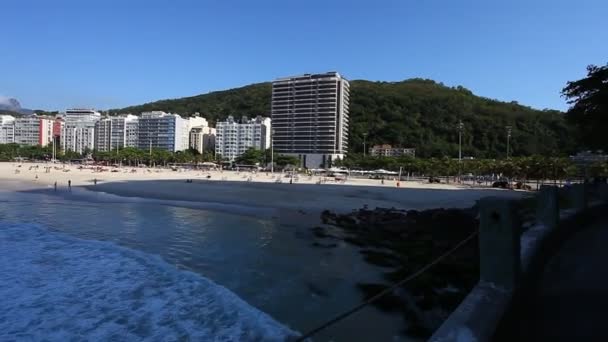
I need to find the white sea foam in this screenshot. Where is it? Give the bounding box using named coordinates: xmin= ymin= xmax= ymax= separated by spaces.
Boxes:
xmin=0 ymin=222 xmax=296 ymax=341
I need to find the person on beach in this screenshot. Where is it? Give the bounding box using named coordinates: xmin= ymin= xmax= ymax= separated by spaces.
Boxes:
xmin=54 ymin=181 xmax=57 ymax=191
xmin=68 ymin=180 xmax=72 ymax=191
xmin=93 ymin=178 xmax=97 ymax=185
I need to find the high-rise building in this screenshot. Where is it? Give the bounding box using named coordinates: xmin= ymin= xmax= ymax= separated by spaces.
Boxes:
xmin=62 ymin=109 xmax=101 ymax=154
xmin=187 ymin=114 xmax=208 ymax=131
xmin=14 ymin=116 xmax=40 ymax=146
xmin=190 ymin=126 xmax=216 ymax=154
xmin=137 ymin=111 xmax=189 ymax=152
xmin=215 ymin=116 xmax=271 ymax=162
xmin=0 ymin=115 xmax=15 ymax=144
xmin=13 ymin=115 xmax=55 ymax=147
xmin=95 ymin=114 xmax=139 ymax=152
xmin=271 ymin=71 xmax=350 ymax=168
xmin=52 ymin=118 xmax=64 ymax=148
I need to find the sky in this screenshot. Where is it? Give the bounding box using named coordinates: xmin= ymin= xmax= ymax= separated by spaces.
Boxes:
xmin=1 ymin=0 xmax=607 ymax=111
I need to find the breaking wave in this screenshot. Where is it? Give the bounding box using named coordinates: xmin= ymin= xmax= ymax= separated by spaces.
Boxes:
xmin=0 ymin=222 xmax=296 ymax=341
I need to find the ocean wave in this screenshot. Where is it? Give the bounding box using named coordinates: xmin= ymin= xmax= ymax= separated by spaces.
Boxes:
xmin=0 ymin=222 xmax=297 ymax=341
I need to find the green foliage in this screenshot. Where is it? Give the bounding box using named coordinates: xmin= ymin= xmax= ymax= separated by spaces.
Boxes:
xmin=0 ymin=143 xmax=218 ymax=166
xmin=235 ymin=147 xmax=264 ymax=165
xmin=337 ymin=153 xmax=578 ymax=180
xmin=349 ymin=80 xmax=573 ymax=158
xmin=112 ymin=83 xmax=272 ymax=126
xmin=0 ymin=144 xmax=53 ymax=161
xmin=112 ymin=79 xmax=575 ymax=158
xmin=92 ymin=147 xmax=216 ymax=166
xmin=562 ymin=63 xmax=608 ymax=152
xmin=275 ymin=154 xmax=300 ymax=167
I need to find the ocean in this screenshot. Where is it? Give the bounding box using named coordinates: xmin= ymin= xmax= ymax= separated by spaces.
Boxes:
xmin=0 ymin=189 xmax=413 ymax=341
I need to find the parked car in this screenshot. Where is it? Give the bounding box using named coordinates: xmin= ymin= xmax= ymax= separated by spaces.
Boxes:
xmin=514 ymin=181 xmax=532 ymax=190
xmin=492 ymin=180 xmax=510 ymax=188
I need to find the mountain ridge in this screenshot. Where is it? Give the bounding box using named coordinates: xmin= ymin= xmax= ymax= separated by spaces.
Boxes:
xmin=0 ymin=97 xmax=34 ymax=115
xmin=111 ymin=78 xmax=573 ymax=158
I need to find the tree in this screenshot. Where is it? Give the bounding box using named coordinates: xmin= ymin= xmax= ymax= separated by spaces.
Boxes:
xmin=275 ymin=154 xmax=300 ymax=168
xmin=562 ymin=63 xmax=608 ymax=151
xmin=112 ymin=79 xmax=575 ymax=158
xmin=235 ymin=147 xmax=264 ymax=165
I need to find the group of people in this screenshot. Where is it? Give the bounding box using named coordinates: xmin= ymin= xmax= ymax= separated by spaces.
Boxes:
xmin=51 ymin=180 xmax=72 ymax=192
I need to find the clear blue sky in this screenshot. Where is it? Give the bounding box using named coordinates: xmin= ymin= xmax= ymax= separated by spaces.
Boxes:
xmin=2 ymin=0 xmax=606 ymax=111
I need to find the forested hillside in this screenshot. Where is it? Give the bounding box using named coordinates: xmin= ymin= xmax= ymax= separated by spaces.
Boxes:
xmin=113 ymin=79 xmax=574 ymax=158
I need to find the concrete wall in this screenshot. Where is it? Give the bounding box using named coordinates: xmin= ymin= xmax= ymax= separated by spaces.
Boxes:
xmin=430 ymin=184 xmax=607 ymax=342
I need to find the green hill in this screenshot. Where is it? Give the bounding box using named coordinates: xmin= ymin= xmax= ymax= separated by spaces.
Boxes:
xmin=112 ymin=79 xmax=574 ymax=158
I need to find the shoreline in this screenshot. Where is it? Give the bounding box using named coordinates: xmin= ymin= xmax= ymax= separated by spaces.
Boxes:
xmin=0 ymin=162 xmax=529 ymax=218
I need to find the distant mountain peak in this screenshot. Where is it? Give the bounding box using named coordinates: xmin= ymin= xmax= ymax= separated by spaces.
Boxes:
xmin=0 ymin=97 xmax=33 ymax=115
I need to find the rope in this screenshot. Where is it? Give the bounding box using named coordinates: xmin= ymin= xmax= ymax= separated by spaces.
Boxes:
xmin=295 ymin=229 xmax=479 ymax=341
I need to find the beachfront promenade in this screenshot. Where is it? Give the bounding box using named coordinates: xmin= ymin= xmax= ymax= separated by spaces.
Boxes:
xmin=517 ymin=215 xmax=608 ymax=341
xmin=431 ymin=184 xmax=608 ymax=342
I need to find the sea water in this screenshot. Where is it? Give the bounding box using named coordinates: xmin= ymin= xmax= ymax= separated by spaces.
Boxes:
xmin=0 ymin=189 xmax=412 ymax=341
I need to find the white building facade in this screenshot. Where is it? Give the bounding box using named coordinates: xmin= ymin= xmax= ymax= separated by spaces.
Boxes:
xmin=369 ymin=144 xmax=416 ymax=158
xmin=14 ymin=116 xmax=41 ymax=146
xmin=62 ymin=109 xmax=101 ymax=154
xmin=39 ymin=118 xmax=54 ymax=147
xmin=271 ymin=71 xmax=350 ymax=168
xmin=137 ymin=111 xmax=189 ymax=152
xmin=95 ymin=114 xmax=139 ymax=152
xmin=0 ymin=115 xmax=15 ymax=144
xmin=190 ymin=126 xmax=216 ymax=154
xmin=215 ymin=116 xmax=271 ymax=161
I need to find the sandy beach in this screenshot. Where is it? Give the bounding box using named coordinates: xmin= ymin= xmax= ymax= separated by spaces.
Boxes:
xmin=0 ymin=162 xmax=528 ymax=214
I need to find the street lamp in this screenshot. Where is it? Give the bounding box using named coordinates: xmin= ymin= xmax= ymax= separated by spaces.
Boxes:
xmin=506 ymin=126 xmax=512 ymax=159
xmin=458 ymin=120 xmax=464 ymax=181
xmin=363 ymin=133 xmax=368 ymax=157
xmin=458 ymin=120 xmax=464 ymax=163
xmin=270 ymin=128 xmax=275 ymax=174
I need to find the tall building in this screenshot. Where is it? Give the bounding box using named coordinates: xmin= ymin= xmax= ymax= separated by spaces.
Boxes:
xmin=137 ymin=111 xmax=189 ymax=152
xmin=190 ymin=126 xmax=216 ymax=154
xmin=0 ymin=115 xmax=15 ymax=144
xmin=215 ymin=116 xmax=271 ymax=162
xmin=52 ymin=118 xmax=64 ymax=148
xmin=188 ymin=114 xmax=208 ymax=131
xmin=14 ymin=116 xmax=39 ymax=146
xmin=95 ymin=114 xmax=139 ymax=152
xmin=271 ymin=71 xmax=350 ymax=168
xmin=14 ymin=115 xmax=54 ymax=146
xmin=62 ymin=109 xmax=101 ymax=154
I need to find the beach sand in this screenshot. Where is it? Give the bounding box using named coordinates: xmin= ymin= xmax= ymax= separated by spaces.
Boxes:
xmin=0 ymin=162 xmax=528 ymax=216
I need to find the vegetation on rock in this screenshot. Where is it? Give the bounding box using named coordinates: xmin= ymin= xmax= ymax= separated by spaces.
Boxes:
xmin=112 ymin=79 xmax=574 ymax=158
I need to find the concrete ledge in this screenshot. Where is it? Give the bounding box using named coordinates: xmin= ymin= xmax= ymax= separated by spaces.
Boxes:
xmin=429 ymin=281 xmax=511 ymax=342
xmin=430 ymin=191 xmax=607 ymax=342
xmin=520 ymin=223 xmax=551 ymax=273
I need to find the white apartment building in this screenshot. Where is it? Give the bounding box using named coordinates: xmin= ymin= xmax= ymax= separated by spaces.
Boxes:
xmin=95 ymin=114 xmax=139 ymax=152
xmin=190 ymin=126 xmax=216 ymax=154
xmin=0 ymin=115 xmax=15 ymax=144
xmin=271 ymin=71 xmax=350 ymax=168
xmin=188 ymin=114 xmax=208 ymax=131
xmin=369 ymin=144 xmax=416 ymax=158
xmin=62 ymin=109 xmax=101 ymax=154
xmin=39 ymin=118 xmax=54 ymax=147
xmin=215 ymin=116 xmax=271 ymax=161
xmin=186 ymin=114 xmax=215 ymax=154
xmin=137 ymin=111 xmax=189 ymax=152
xmin=13 ymin=115 xmax=53 ymax=146
xmin=14 ymin=116 xmax=40 ymax=146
